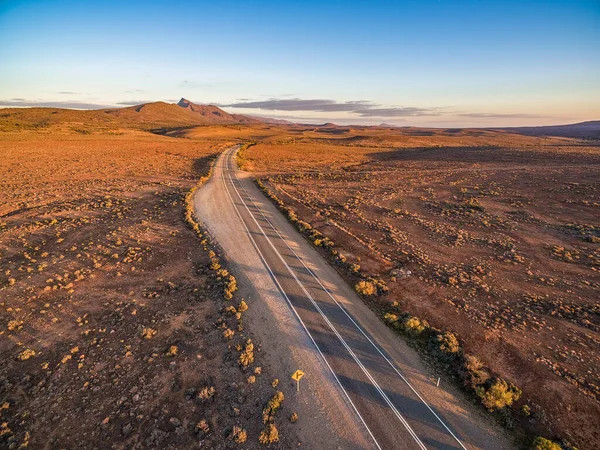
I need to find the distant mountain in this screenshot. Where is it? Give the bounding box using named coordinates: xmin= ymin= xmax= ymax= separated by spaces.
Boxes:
xmin=0 ymin=98 xmax=294 ymax=130
xmin=499 ymin=121 xmax=600 ymax=140
xmin=176 ymin=98 xmax=261 ymax=124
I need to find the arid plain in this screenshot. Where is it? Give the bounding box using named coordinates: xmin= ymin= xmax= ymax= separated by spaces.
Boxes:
xmin=1 ymin=102 xmax=598 ymax=449
xmin=233 ymin=126 xmax=600 ymax=448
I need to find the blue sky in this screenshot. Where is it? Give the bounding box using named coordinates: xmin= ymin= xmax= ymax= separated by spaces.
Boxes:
xmin=1 ymin=0 xmax=598 ymax=126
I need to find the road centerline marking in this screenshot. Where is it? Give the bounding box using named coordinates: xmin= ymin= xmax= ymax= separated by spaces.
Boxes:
xmin=218 ymin=147 xmax=384 ymax=450
xmin=224 ymin=148 xmax=428 ymax=450
xmin=230 ymin=150 xmax=467 ymax=450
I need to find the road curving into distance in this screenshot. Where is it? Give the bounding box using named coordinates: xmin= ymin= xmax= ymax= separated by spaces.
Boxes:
xmin=195 ymin=145 xmax=515 ymax=450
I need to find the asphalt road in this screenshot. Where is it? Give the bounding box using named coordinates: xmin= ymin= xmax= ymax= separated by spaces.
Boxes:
xmin=195 ymin=145 xmax=515 ymax=449
xmin=220 ymin=146 xmax=476 ymax=449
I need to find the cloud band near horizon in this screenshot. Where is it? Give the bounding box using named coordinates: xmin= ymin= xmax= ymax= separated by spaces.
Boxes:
xmin=221 ymin=98 xmax=440 ymax=117
xmin=0 ymin=97 xmax=560 ymax=122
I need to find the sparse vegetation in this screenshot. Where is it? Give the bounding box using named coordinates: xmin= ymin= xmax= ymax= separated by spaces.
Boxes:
xmin=2 ymin=104 xmax=597 ymax=448
xmin=246 ymin=130 xmax=600 ymax=448
xmin=0 ymin=124 xmax=295 ymax=448
xmin=236 ymin=142 xmax=256 ymax=171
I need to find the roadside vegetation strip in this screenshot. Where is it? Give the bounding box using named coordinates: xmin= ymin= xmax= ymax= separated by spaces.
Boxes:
xmin=184 ymin=146 xmax=287 ymax=445
xmin=236 ymin=141 xmax=257 ymax=171
xmin=251 ymin=175 xmax=571 ymax=450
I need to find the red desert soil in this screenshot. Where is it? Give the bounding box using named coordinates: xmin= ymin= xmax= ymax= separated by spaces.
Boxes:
xmin=241 ymin=127 xmax=600 ymax=448
xmin=1 ymin=105 xmax=598 ymax=448
xmin=0 ymin=130 xmax=297 ymax=449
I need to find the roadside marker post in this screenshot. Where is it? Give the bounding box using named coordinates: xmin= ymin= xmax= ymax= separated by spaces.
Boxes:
xmin=437 ymin=377 xmax=440 ymax=387
xmin=291 ymin=370 xmax=304 ymax=392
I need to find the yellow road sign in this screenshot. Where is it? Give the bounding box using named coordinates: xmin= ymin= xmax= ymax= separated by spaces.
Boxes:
xmin=291 ymin=370 xmax=304 ymax=381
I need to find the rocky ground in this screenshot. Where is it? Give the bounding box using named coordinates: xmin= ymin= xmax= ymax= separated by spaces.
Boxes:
xmin=0 ymin=131 xmax=297 ymax=449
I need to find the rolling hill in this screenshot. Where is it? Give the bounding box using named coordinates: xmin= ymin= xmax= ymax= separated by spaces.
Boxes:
xmin=499 ymin=120 xmax=600 ymax=140
xmin=0 ymin=98 xmax=287 ymax=131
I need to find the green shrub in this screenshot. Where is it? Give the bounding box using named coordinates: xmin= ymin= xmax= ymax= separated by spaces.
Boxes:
xmin=434 ymin=331 xmax=460 ymax=357
xmin=383 ymin=312 xmax=399 ymax=326
xmin=531 ymin=437 xmax=561 ymax=450
xmin=402 ymin=316 xmax=426 ymax=336
xmin=476 ymin=378 xmax=521 ymax=411
xmin=384 ymin=313 xmax=427 ymax=336
xmin=463 ymin=354 xmax=490 ymax=389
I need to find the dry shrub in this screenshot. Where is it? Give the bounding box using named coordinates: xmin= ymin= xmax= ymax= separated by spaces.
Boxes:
xmin=262 ymin=391 xmax=284 ymax=424
xmin=237 ymin=300 xmax=248 ymax=312
xmin=166 ymin=345 xmax=178 ymax=357
xmin=433 ymin=331 xmax=460 ymax=358
xmin=7 ymin=320 xmax=23 ymax=332
xmin=195 ymin=419 xmax=210 ymax=436
xmin=258 ymin=423 xmax=279 ymax=445
xmin=229 ymin=426 xmax=247 ymax=444
xmin=198 ymin=386 xmax=216 ymax=401
xmin=141 ymin=327 xmax=157 ymax=339
xmin=355 ymin=280 xmax=377 ymax=296
xmin=17 ymin=349 xmax=35 ymax=361
xmin=224 ymin=275 xmax=237 ymax=300
xmin=239 ymin=339 xmax=254 ymax=367
xmin=223 ymin=328 xmax=234 ymax=340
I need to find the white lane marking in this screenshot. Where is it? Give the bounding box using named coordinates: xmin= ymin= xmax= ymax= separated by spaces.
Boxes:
xmin=231 ymin=153 xmax=468 ymax=449
xmin=218 ymin=147 xmax=383 ymax=450
xmin=224 ymin=150 xmax=427 ymax=450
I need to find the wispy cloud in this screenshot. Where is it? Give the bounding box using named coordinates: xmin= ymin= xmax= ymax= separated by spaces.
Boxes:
xmin=116 ymin=100 xmax=154 ymax=106
xmin=0 ymin=99 xmax=113 ymax=109
xmin=57 ymin=91 xmax=81 ymax=95
xmin=221 ymin=98 xmax=440 ymax=117
xmin=124 ymin=89 xmax=145 ymax=94
xmin=456 ymin=113 xmax=553 ymax=119
xmin=358 ymin=107 xmax=435 ymax=117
